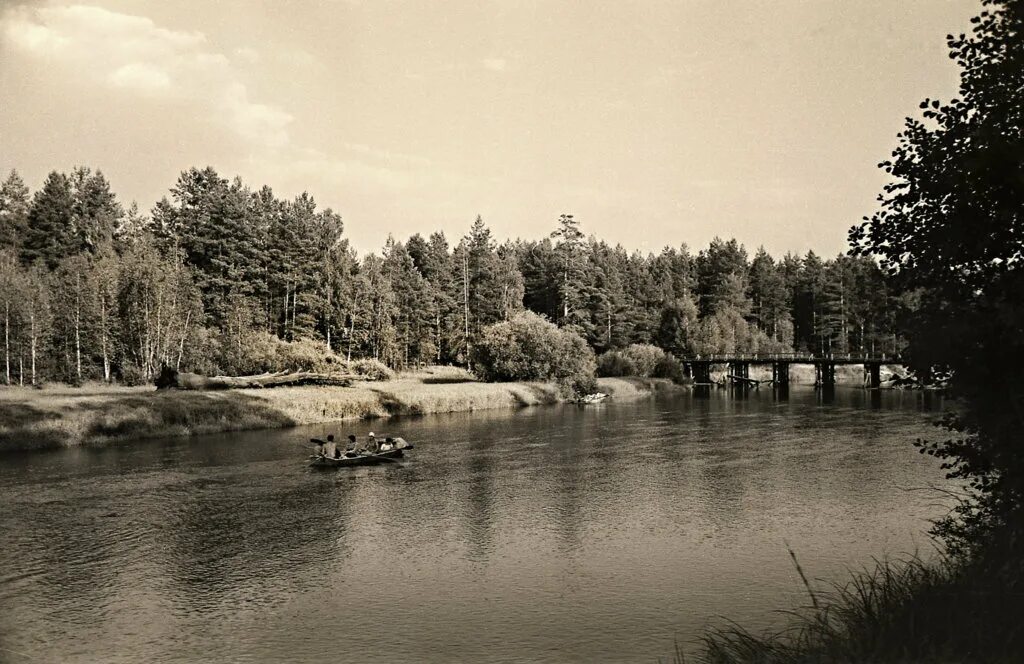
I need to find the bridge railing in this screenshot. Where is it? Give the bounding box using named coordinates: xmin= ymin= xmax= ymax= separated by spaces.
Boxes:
xmin=679 ymin=353 xmax=897 ymax=362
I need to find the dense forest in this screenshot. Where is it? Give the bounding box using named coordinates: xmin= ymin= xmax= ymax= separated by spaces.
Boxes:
xmin=0 ymin=166 xmax=903 ymax=385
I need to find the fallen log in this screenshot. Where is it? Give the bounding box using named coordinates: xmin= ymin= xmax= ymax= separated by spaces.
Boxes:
xmin=726 ymin=374 xmax=764 ymax=386
xmin=155 ymin=366 xmax=355 ymax=390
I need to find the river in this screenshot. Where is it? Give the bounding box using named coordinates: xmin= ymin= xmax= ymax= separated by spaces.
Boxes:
xmin=0 ymin=386 xmax=952 ymax=663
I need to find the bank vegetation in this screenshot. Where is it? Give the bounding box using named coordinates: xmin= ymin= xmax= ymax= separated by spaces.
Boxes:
xmin=0 ymin=366 xmax=656 ymax=453
xmin=680 ymin=1 xmax=1024 ymax=660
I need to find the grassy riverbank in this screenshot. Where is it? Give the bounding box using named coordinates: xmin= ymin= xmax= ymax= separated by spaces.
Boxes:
xmin=0 ymin=368 xmax=660 ymax=453
xmin=681 ymin=541 xmax=1024 ymax=663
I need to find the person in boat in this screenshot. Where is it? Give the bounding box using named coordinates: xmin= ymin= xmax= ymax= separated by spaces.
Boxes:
xmin=367 ymin=432 xmax=379 ymax=454
xmin=346 ymin=434 xmax=358 ymax=456
xmin=322 ymin=435 xmax=337 ymax=459
xmin=328 ymin=435 xmax=342 ymax=459
xmin=379 ymin=437 xmax=394 ymax=452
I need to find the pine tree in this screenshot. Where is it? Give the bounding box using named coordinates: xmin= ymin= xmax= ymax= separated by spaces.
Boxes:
xmin=0 ymin=170 xmax=31 ymax=252
xmin=748 ymin=247 xmax=791 ymax=343
xmin=550 ymin=213 xmax=588 ymax=328
xmin=166 ymin=168 xmax=261 ymax=328
xmin=113 ymin=202 xmax=153 ymax=253
xmin=69 ymin=167 xmax=121 ymax=254
xmin=22 ymin=171 xmax=76 ymax=269
xmin=656 ymin=292 xmax=699 ymax=356
xmin=695 ymin=237 xmax=749 ymax=317
xmin=384 ymin=238 xmax=437 ymax=368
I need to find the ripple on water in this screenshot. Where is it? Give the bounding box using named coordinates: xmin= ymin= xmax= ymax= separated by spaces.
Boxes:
xmin=0 ymin=388 xmax=953 ymax=663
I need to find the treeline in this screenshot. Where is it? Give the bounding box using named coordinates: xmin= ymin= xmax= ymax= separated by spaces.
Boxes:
xmin=0 ymin=166 xmax=903 ymax=385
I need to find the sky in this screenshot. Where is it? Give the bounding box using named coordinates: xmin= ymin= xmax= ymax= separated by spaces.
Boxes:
xmin=0 ymin=0 xmax=980 ymax=257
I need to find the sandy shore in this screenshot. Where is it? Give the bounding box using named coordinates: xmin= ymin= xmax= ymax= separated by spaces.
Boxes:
xmin=0 ymin=368 xmax=661 ymax=453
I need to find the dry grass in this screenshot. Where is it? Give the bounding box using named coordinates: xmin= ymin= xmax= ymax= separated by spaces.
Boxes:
xmin=678 ymin=547 xmax=1024 ymax=664
xmin=598 ymin=376 xmax=681 ymax=400
xmin=0 ymin=370 xmax=656 ymax=452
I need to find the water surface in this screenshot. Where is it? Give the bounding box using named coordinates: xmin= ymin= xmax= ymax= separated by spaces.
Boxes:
xmin=0 ymin=387 xmax=952 ymax=662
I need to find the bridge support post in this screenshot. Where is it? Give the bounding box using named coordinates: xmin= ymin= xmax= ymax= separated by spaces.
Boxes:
xmin=728 ymin=361 xmax=751 ymax=388
xmin=772 ymin=361 xmax=789 ymax=386
xmin=815 ymin=362 xmax=836 ymax=387
xmin=691 ymin=361 xmax=711 ymax=384
xmin=865 ymin=362 xmax=881 ymax=389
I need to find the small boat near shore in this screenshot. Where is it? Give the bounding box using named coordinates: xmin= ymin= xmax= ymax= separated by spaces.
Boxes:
xmin=307 ymin=436 xmax=415 ymax=468
xmin=309 ymin=448 xmax=406 ymax=468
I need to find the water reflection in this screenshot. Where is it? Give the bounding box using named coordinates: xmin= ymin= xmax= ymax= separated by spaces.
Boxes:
xmin=0 ymin=387 xmax=953 ymax=663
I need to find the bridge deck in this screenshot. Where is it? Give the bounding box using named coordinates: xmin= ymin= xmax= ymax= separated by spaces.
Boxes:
xmin=681 ymin=355 xmax=895 ymax=365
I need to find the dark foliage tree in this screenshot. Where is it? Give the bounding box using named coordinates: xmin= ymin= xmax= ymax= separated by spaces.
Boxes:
xmin=69 ymin=167 xmax=121 ymax=254
xmin=695 ymin=237 xmax=748 ymax=317
xmin=850 ymin=0 xmax=1024 ymax=551
xmin=0 ymin=170 xmax=31 ymax=252
xmin=22 ymin=171 xmax=76 ymax=269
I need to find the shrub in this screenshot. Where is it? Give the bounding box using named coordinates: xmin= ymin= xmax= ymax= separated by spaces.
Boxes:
xmin=223 ymin=330 xmax=279 ymax=374
xmin=622 ymin=343 xmax=666 ymax=376
xmin=351 ymin=359 xmax=395 ymax=381
xmin=652 ymin=354 xmax=687 ymax=384
xmin=473 ymin=311 xmax=597 ymax=395
xmin=119 ymin=364 xmax=149 ymax=387
xmin=596 ymin=350 xmax=636 ymax=377
xmin=598 ymin=343 xmax=683 ymax=380
xmin=276 ymin=338 xmax=347 ymax=373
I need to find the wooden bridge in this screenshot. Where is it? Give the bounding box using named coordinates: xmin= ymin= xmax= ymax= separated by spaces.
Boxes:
xmin=679 ymin=353 xmax=897 ymax=388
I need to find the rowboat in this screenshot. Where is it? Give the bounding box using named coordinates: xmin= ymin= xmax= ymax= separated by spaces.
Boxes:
xmin=308 ymin=447 xmax=406 ymax=468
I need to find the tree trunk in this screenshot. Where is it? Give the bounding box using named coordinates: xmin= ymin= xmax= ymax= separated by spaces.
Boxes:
xmin=177 ymin=309 xmax=191 ymax=369
xmin=142 ymin=298 xmax=151 ymax=380
xmin=4 ymin=300 xmax=9 ymax=385
xmin=30 ymin=312 xmax=36 ymax=385
xmin=326 ymin=286 xmax=332 ymax=350
xmin=463 ymin=252 xmax=470 ymax=370
xmin=347 ymin=314 xmax=355 ymax=362
xmin=563 ymin=264 xmax=569 ymax=321
xmin=75 ymin=281 xmax=82 ymax=383
xmin=101 ymin=296 xmax=110 ymax=382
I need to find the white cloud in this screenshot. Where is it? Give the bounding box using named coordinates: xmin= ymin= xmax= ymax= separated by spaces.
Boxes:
xmin=108 ymin=62 xmax=172 ymax=93
xmin=233 ymin=46 xmax=259 ymax=64
xmin=1 ymin=3 xmax=292 ymax=149
xmin=481 ymin=57 xmax=507 ymax=72
xmin=1 ymin=3 xmax=464 ymax=206
xmin=341 ymin=142 xmax=433 ymax=169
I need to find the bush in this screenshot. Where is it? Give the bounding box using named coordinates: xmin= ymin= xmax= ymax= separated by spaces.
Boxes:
xmin=622 ymin=344 xmax=665 ymax=376
xmin=276 ymin=338 xmax=347 ymax=373
xmin=596 ymin=350 xmax=637 ymax=377
xmin=351 ymin=359 xmax=395 ymax=381
xmin=652 ymin=354 xmax=687 ymax=384
xmin=597 ymin=343 xmax=684 ymax=380
xmin=473 ymin=311 xmax=597 ymax=396
xmin=224 ymin=330 xmax=279 ymax=374
xmin=119 ymin=364 xmax=150 ymax=387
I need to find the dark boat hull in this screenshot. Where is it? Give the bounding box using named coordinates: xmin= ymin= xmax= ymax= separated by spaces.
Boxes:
xmin=309 ymin=448 xmax=405 ymax=468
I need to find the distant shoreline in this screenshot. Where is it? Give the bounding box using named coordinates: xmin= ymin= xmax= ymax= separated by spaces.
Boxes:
xmin=0 ymin=371 xmax=666 ymax=454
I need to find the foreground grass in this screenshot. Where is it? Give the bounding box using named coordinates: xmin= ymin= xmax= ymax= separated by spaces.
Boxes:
xmin=0 ymin=369 xmax=657 ymax=452
xmin=681 ymin=545 xmax=1024 ymax=664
